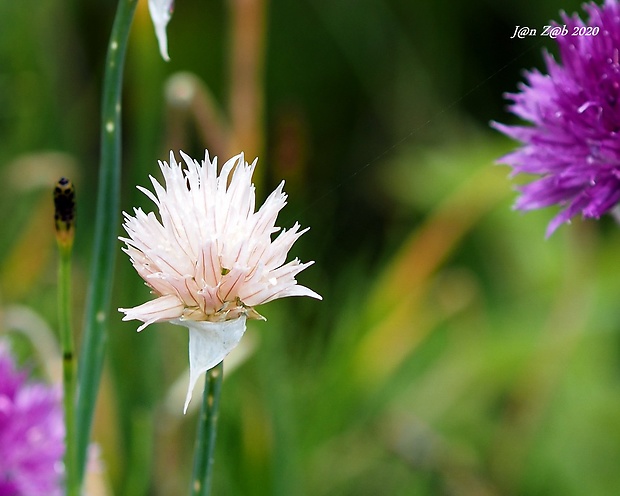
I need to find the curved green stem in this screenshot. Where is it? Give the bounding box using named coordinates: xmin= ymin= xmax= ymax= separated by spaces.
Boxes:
xmin=76 ymin=0 xmax=138 ymax=483
xmin=190 ymin=362 xmax=224 ymax=496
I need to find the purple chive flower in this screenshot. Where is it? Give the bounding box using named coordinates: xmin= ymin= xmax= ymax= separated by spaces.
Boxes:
xmin=493 ymin=0 xmax=620 ymax=236
xmin=0 ymin=343 xmax=64 ymax=496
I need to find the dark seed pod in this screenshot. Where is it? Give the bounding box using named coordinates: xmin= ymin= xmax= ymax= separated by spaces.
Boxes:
xmin=54 ymin=177 xmax=76 ymax=247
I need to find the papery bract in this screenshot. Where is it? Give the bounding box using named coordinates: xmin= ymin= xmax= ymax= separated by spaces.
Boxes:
xmin=148 ymin=0 xmax=174 ymax=61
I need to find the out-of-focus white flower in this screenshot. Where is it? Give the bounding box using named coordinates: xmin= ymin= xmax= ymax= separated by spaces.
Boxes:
xmin=148 ymin=0 xmax=174 ymax=61
xmin=119 ymin=150 xmax=321 ymax=412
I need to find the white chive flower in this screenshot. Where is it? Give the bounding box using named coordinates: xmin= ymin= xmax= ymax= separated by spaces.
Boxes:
xmin=148 ymin=0 xmax=174 ymax=61
xmin=119 ymin=150 xmax=321 ymax=412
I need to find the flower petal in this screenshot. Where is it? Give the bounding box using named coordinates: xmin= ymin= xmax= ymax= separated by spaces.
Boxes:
xmin=177 ymin=315 xmax=247 ymax=413
xmin=148 ymin=0 xmax=174 ymax=61
xmin=119 ymin=294 xmax=184 ymax=332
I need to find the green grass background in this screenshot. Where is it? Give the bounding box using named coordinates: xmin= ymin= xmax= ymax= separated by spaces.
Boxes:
xmin=3 ymin=0 xmax=620 ymax=494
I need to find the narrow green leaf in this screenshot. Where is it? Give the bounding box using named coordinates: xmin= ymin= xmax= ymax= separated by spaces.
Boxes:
xmin=75 ymin=0 xmax=138 ymax=484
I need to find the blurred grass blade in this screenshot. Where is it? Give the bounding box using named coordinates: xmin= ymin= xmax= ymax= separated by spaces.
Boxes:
xmin=190 ymin=362 xmax=224 ymax=496
xmin=355 ymin=164 xmax=510 ymax=388
xmin=76 ymin=0 xmax=138 ymax=483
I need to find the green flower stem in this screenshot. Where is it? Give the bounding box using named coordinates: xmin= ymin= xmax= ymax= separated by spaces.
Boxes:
xmin=75 ymin=0 xmax=138 ymax=483
xmin=54 ymin=178 xmax=77 ymax=496
xmin=190 ymin=362 xmax=224 ymax=496
xmin=58 ymin=245 xmax=77 ymax=496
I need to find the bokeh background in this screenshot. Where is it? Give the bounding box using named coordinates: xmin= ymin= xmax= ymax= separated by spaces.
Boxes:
xmin=3 ymin=0 xmax=620 ymax=494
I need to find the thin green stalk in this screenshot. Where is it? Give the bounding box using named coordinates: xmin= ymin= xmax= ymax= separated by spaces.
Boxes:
xmin=190 ymin=362 xmax=224 ymax=496
xmin=76 ymin=0 xmax=138 ymax=483
xmin=54 ymin=178 xmax=78 ymax=496
xmin=59 ymin=250 xmax=78 ymax=496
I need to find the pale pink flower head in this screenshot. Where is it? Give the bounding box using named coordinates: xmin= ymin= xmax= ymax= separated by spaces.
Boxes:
xmin=119 ymin=150 xmax=321 ymax=411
